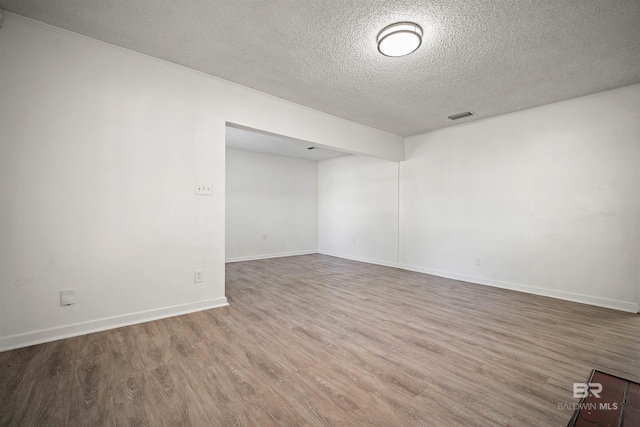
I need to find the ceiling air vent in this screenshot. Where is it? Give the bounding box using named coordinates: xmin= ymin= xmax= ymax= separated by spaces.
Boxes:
xmin=447 ymin=111 xmax=475 ymax=121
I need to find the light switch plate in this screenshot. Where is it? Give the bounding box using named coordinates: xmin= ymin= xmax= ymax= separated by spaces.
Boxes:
xmin=195 ymin=183 xmax=213 ymax=195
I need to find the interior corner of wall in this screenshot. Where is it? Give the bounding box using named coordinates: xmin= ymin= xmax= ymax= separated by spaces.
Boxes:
xmin=605 ymin=85 xmax=640 ymax=116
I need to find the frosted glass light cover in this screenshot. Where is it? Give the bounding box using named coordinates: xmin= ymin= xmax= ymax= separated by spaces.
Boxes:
xmin=377 ymin=22 xmax=423 ymax=57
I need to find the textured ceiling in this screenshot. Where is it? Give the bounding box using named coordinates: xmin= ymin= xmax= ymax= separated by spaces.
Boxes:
xmin=2 ymin=0 xmax=639 ymax=136
xmin=226 ymin=126 xmax=351 ymax=162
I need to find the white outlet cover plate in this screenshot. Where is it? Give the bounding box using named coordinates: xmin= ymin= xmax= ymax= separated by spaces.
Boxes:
xmin=194 ymin=269 xmax=204 ymax=283
xmin=60 ymin=289 xmax=75 ymax=306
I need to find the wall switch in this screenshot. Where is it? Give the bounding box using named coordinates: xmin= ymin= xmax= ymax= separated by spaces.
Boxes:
xmin=195 ymin=183 xmax=213 ymax=195
xmin=60 ymin=289 xmax=75 ymax=306
xmin=194 ymin=269 xmax=204 ymax=283
xmin=475 ymin=258 xmax=481 ymax=265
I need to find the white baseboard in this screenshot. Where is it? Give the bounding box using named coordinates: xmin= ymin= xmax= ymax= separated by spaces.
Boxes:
xmin=400 ymin=264 xmax=639 ymax=313
xmin=318 ymin=250 xmax=400 ymax=269
xmin=225 ymin=250 xmax=317 ymax=263
xmin=0 ymin=297 xmax=229 ymax=352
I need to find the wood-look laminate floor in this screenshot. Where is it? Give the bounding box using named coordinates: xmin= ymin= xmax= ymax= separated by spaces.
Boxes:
xmin=1 ymin=254 xmax=639 ymax=426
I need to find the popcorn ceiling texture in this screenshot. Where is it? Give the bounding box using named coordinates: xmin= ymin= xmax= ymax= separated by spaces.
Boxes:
xmin=2 ymin=0 xmax=639 ymax=136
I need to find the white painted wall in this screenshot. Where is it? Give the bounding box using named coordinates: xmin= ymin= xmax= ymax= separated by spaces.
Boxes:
xmin=2 ymin=13 xmax=637 ymax=354
xmin=0 ymin=16 xmax=228 ymax=351
xmin=401 ymin=85 xmax=640 ymax=312
xmin=0 ymin=15 xmax=402 ymax=351
xmin=318 ymin=155 xmax=399 ymax=267
xmin=226 ymin=148 xmax=318 ymax=261
xmin=0 ymin=15 xmax=404 ymax=163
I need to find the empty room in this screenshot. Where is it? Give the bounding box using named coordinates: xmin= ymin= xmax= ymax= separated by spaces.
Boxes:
xmin=1 ymin=1 xmax=639 ymax=426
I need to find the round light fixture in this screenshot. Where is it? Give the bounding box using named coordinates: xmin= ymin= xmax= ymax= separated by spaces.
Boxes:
xmin=377 ymin=22 xmax=423 ymax=57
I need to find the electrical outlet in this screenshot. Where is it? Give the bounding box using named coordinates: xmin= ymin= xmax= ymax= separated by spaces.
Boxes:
xmin=194 ymin=269 xmax=204 ymax=283
xmin=475 ymin=258 xmax=481 ymax=266
xmin=195 ymin=183 xmax=213 ymax=195
xmin=60 ymin=289 xmax=75 ymax=306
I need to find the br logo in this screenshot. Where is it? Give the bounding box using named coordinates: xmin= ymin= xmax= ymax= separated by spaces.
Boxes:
xmin=573 ymin=382 xmax=603 ymax=398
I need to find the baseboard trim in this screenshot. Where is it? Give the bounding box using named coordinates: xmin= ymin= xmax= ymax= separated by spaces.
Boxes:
xmin=318 ymin=250 xmax=400 ymax=269
xmin=225 ymin=250 xmax=317 ymax=263
xmin=0 ymin=297 xmax=229 ymax=352
xmin=400 ymin=264 xmax=639 ymax=313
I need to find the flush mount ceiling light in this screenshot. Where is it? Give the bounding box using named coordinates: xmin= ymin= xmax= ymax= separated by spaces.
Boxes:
xmin=377 ymin=22 xmax=423 ymax=57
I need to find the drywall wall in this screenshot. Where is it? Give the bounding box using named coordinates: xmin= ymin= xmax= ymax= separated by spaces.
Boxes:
xmin=226 ymin=148 xmax=318 ymax=261
xmin=0 ymin=14 xmax=402 ymax=351
xmin=401 ymin=84 xmax=640 ymax=312
xmin=318 ymin=155 xmax=399 ymax=267
xmin=0 ymin=16 xmax=228 ymax=350
xmin=1 ymin=14 xmax=405 ymax=162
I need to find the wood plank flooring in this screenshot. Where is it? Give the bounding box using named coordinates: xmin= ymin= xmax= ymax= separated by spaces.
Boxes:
xmin=1 ymin=254 xmax=639 ymax=426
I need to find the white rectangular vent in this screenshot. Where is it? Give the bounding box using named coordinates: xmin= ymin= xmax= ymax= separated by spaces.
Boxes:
xmin=448 ymin=111 xmax=475 ymax=121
